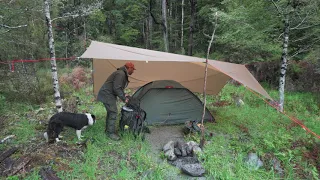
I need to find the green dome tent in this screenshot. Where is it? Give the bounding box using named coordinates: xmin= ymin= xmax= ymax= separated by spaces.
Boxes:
xmin=131 ymin=80 xmax=214 ymax=125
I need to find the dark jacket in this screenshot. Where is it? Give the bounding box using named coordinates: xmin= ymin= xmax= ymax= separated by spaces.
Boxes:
xmin=97 ymin=66 xmax=129 ymax=103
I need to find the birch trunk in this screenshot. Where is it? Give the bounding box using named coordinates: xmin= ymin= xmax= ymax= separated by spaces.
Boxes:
xmin=44 ymin=0 xmax=63 ymax=112
xmin=83 ymin=21 xmax=86 ymax=50
xmin=181 ymin=0 xmax=185 ymax=54
xmin=279 ymin=15 xmax=289 ymax=112
xmin=188 ymin=0 xmax=196 ymax=56
xmin=148 ymin=4 xmax=153 ymax=49
xmin=161 ymin=0 xmax=169 ymax=52
xmin=143 ymin=21 xmax=147 ymax=48
xmin=200 ymin=12 xmax=218 ymax=148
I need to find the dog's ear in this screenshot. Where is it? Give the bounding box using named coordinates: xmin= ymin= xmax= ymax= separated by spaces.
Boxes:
xmin=91 ymin=114 xmax=96 ymax=120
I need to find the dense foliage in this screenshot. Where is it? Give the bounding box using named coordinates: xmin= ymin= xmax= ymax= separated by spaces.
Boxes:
xmin=1 ymin=0 xmax=319 ymax=63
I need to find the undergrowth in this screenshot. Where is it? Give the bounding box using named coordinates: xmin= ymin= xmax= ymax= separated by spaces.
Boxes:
xmin=0 ymin=67 xmax=319 ymax=179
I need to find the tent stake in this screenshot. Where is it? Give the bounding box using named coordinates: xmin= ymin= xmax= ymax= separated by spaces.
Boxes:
xmin=200 ymin=12 xmax=218 ymax=148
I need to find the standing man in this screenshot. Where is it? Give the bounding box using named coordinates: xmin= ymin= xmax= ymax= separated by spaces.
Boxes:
xmin=97 ymin=62 xmax=136 ymax=141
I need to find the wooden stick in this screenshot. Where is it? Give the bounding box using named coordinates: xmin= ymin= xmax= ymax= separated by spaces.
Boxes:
xmin=200 ymin=12 xmax=218 ymax=148
xmin=0 ymin=135 xmax=15 ymax=144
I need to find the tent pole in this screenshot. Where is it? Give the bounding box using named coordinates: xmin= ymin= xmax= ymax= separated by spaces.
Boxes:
xmin=200 ymin=12 xmax=218 ymax=148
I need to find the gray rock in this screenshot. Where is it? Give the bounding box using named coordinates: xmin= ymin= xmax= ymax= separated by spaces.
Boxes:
xmin=186 ymin=141 xmax=198 ymax=155
xmin=174 ymin=147 xmax=182 ymax=156
xmin=272 ymin=157 xmax=284 ymax=177
xmin=168 ymin=156 xmax=199 ymax=169
xmin=181 ymin=163 xmax=205 ymax=177
xmin=192 ymin=145 xmax=202 ymax=155
xmin=175 ymin=140 xmax=184 ymax=150
xmin=181 ymin=143 xmax=188 ymax=157
xmin=163 ymin=140 xmax=175 ymax=152
xmin=245 ymin=153 xmax=263 ymax=170
xmin=165 ymin=149 xmax=177 ymax=161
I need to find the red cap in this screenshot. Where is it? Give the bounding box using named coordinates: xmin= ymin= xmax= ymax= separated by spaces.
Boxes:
xmin=125 ymin=62 xmax=136 ymax=70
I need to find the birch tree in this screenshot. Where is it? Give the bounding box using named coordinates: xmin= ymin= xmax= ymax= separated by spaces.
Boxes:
xmin=161 ymin=0 xmax=169 ymax=52
xmin=188 ymin=0 xmax=196 ymax=56
xmin=44 ymin=0 xmax=63 ymax=112
xmin=181 ymin=0 xmax=185 ymax=54
xmin=271 ymin=0 xmax=320 ymax=112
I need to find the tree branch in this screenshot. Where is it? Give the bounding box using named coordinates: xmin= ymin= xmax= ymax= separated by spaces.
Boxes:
xmin=290 ymin=14 xmax=308 ymax=30
xmin=0 ymin=24 xmax=28 ymax=29
xmin=202 ymin=29 xmax=210 ymax=39
xmin=51 ymin=1 xmax=102 ymax=22
xmin=291 ymin=34 xmax=316 ymax=42
xmin=289 ymin=38 xmax=320 ymax=60
xmin=271 ymin=0 xmax=283 ymax=16
xmin=291 ymin=23 xmax=320 ymax=30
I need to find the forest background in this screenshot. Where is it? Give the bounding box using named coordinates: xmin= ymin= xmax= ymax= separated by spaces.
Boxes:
xmin=1 ymin=0 xmax=320 ymax=95
xmin=1 ymin=0 xmax=320 ymax=179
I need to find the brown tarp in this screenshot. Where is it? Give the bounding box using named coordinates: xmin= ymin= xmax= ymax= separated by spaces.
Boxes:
xmin=80 ymin=41 xmax=272 ymax=100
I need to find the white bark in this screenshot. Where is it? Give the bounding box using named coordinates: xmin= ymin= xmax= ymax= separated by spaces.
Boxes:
xmin=188 ymin=0 xmax=196 ymax=56
xmin=44 ymin=0 xmax=62 ymax=112
xmin=181 ymin=0 xmax=185 ymax=54
xmin=161 ymin=0 xmax=169 ymax=52
xmin=148 ymin=10 xmax=153 ymax=49
xmin=279 ymin=16 xmax=289 ymax=112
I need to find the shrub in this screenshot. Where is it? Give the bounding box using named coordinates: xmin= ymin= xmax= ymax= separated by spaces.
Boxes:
xmin=59 ymin=66 xmax=88 ymax=90
xmin=0 ymin=65 xmax=53 ymax=104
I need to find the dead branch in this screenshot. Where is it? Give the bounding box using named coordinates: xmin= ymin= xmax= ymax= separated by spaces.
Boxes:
xmin=200 ymin=12 xmax=218 ymax=148
xmin=0 ymin=135 xmax=15 ymax=144
xmin=7 ymin=156 xmax=31 ymax=176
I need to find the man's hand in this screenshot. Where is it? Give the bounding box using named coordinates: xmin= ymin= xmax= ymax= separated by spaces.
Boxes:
xmin=125 ymin=98 xmax=129 ymax=103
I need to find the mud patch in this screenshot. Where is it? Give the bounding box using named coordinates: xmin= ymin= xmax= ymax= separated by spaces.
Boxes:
xmin=0 ymin=139 xmax=87 ymax=179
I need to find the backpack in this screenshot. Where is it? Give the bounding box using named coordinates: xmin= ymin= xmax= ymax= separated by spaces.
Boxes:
xmin=120 ymin=97 xmax=148 ymax=136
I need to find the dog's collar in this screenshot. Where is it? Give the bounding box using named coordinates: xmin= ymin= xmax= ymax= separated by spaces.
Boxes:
xmin=85 ymin=113 xmax=94 ymax=125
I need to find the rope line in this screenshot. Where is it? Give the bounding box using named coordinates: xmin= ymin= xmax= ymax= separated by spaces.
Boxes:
xmin=0 ymin=56 xmax=76 ymax=64
xmin=206 ymin=63 xmax=320 ymax=140
xmin=0 ymin=57 xmax=77 ymax=72
xmin=245 ymin=87 xmax=320 ymax=139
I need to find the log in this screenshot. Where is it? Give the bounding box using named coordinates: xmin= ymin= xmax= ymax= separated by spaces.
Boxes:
xmin=7 ymin=156 xmax=31 ymax=176
xmin=39 ymin=167 xmax=61 ymax=180
xmin=0 ymin=147 xmax=18 ymax=163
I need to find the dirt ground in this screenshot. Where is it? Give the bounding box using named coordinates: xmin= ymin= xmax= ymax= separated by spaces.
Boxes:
xmin=145 ymin=125 xmax=186 ymax=155
xmin=145 ymin=125 xmax=206 ymax=180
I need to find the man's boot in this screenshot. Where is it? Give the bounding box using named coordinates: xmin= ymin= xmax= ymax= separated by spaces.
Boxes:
xmin=108 ymin=133 xmax=120 ymax=141
xmin=106 ymin=118 xmax=120 ymax=141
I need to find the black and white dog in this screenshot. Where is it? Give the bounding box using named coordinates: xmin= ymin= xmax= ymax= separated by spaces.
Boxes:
xmin=44 ymin=112 xmax=96 ymax=143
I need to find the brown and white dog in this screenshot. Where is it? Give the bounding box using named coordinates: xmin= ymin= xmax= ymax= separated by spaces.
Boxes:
xmin=44 ymin=112 xmax=96 ymax=143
